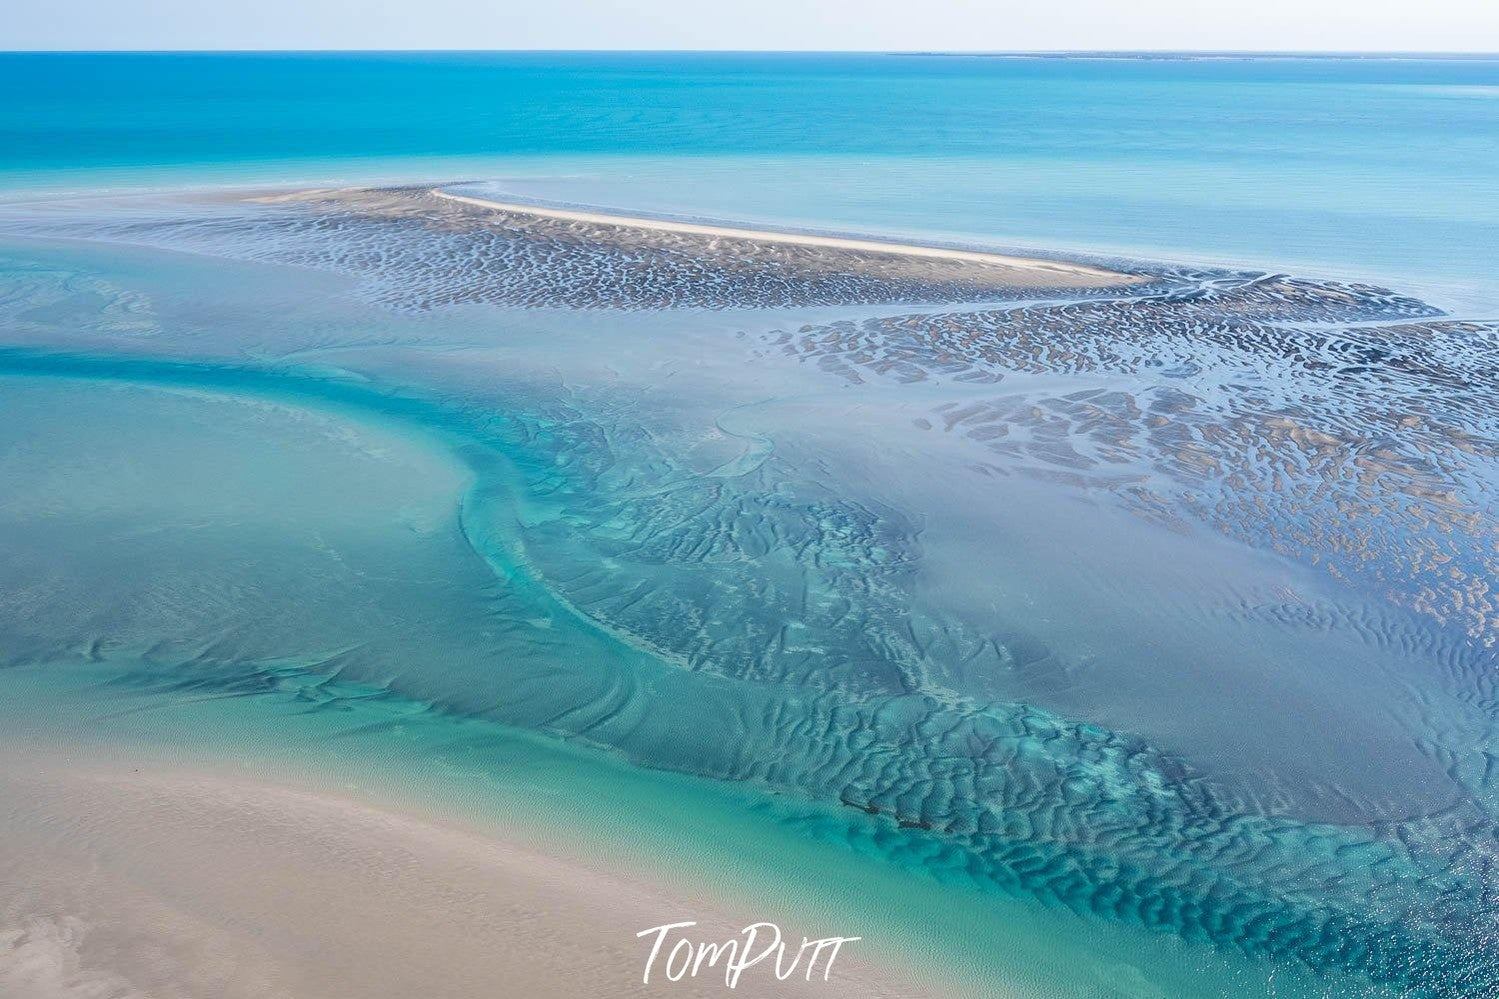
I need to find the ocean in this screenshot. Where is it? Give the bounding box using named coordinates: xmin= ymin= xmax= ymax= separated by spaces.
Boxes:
xmin=0 ymin=51 xmax=1496 ymax=997
xmin=5 ymin=51 xmax=1499 ymax=308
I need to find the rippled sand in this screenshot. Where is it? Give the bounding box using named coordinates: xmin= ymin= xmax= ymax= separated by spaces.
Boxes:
xmin=0 ymin=187 xmax=1494 ymax=997
xmin=6 ymin=185 xmax=1140 ymax=312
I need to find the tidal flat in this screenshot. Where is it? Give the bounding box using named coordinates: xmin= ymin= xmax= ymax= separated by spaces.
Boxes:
xmin=0 ymin=180 xmax=1494 ymax=997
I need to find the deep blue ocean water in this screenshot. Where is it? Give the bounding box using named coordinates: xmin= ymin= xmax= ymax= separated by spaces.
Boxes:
xmin=0 ymin=53 xmax=1496 ymax=997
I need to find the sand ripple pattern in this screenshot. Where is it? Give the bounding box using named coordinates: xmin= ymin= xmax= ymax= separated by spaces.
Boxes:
xmin=778 ymin=285 xmax=1498 ymax=648
xmin=455 ymin=377 xmax=1499 ymax=998
xmin=2 ymin=195 xmax=1496 ymax=995
xmin=0 ymin=188 xmax=1143 ymax=310
xmin=8 ymin=349 xmax=1486 ymax=997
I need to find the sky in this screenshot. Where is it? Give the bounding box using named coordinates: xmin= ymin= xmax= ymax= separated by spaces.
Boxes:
xmin=3 ymin=0 xmax=1499 ymax=52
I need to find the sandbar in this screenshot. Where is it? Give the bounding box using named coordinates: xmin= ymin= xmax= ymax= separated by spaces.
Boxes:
xmin=429 ymin=189 xmax=1138 ymax=287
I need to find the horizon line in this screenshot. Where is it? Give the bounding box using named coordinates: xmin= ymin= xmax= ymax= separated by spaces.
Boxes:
xmin=5 ymin=47 xmax=1499 ymax=57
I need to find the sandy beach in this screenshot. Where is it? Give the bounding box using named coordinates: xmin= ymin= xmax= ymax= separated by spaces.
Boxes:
xmin=0 ymin=755 xmax=923 ymax=999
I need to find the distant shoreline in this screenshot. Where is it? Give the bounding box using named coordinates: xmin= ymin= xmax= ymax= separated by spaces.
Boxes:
xmin=889 ymin=50 xmax=1499 ymax=60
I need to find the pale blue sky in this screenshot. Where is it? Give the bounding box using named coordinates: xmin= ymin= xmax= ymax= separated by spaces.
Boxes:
xmin=4 ymin=0 xmax=1499 ymax=52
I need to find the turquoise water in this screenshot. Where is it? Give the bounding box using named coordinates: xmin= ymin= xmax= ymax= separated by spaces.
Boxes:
xmin=5 ymin=52 xmax=1499 ymax=307
xmin=1 ymin=53 xmax=1497 ymax=997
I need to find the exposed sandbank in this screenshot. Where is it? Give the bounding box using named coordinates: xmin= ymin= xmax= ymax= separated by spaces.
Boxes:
xmin=428 ymin=189 xmax=1138 ymax=287
xmin=250 ymin=186 xmax=1142 ymax=302
xmin=0 ymin=757 xmax=925 ymax=999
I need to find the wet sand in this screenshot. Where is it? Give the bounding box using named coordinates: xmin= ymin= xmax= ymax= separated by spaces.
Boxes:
xmin=428 ymin=189 xmax=1137 ymax=287
xmin=0 ymin=755 xmax=923 ymax=999
xmin=241 ymin=186 xmax=1142 ymax=309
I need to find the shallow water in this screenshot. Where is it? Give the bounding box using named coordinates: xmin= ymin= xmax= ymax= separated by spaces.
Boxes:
xmin=1 ymin=52 xmax=1497 ymax=999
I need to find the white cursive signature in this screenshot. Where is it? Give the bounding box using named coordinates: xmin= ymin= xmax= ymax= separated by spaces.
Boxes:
xmin=636 ymin=921 xmax=861 ymax=988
